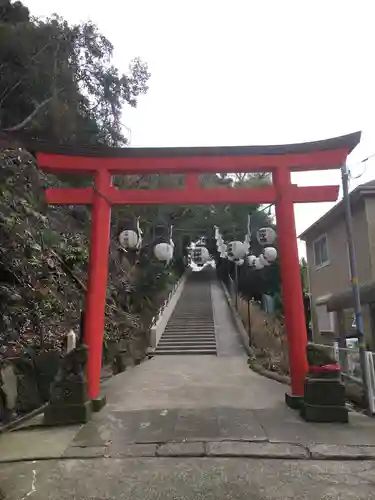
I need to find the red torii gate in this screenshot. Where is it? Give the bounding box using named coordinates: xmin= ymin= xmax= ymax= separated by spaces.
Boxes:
xmin=35 ymin=131 xmax=361 ymax=408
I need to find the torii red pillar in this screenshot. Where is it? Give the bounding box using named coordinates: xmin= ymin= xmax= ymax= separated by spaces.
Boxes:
xmin=35 ymin=131 xmax=361 ymax=406
xmin=274 ymin=167 xmax=307 ymax=402
xmin=85 ymin=169 xmax=112 ymax=401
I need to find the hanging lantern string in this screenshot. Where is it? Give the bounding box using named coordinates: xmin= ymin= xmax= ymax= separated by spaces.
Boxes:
xmin=136 ymin=216 xmax=143 ymax=236
xmin=135 ymin=216 xmax=143 ymax=249
xmin=244 ymin=213 xmax=251 ymax=246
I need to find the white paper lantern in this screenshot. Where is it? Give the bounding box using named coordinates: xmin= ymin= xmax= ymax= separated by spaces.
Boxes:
xmin=154 ymin=242 xmax=174 ymax=262
xmin=119 ymin=229 xmax=138 ymax=249
xmin=259 ymin=254 xmax=270 ymax=267
xmin=247 ymin=254 xmax=257 ymax=267
xmin=227 ymin=241 xmax=246 ymax=260
xmin=254 ymin=257 xmax=264 ymax=270
xmin=257 ymin=227 xmax=276 ymax=246
xmin=264 ymin=246 xmax=278 ymax=262
xmin=192 ymin=246 xmax=210 ymax=265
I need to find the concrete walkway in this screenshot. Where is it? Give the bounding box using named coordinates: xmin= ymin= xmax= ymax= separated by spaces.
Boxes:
xmin=211 ymin=280 xmax=245 ymax=356
xmin=2 ymin=273 xmax=375 ymax=498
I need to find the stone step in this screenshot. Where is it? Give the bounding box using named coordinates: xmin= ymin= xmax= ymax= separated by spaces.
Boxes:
xmin=159 ymin=336 xmax=216 ymax=340
xmin=164 ymin=326 xmax=215 ymax=333
xmin=164 ymin=328 xmax=215 ymax=332
xmin=168 ymin=317 xmax=213 ymax=320
xmin=163 ymin=336 xmax=215 ymax=339
xmin=166 ymin=320 xmax=213 ymax=324
xmin=156 ymin=345 xmax=216 ymax=350
xmin=155 ymin=277 xmax=216 ymax=356
xmin=158 ymin=340 xmax=216 ymax=346
xmin=161 ymin=333 xmax=215 ymax=337
xmin=165 ymin=326 xmax=214 ymax=329
xmin=161 ymin=332 xmax=215 ymax=336
xmin=167 ymin=324 xmax=213 ymax=327
xmin=160 ymin=340 xmax=216 ymax=344
xmin=165 ymin=322 xmax=214 ymax=326
xmin=154 ymin=349 xmax=217 ymax=355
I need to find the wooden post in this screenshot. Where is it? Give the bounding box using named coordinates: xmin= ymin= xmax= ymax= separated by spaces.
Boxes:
xmin=247 ymin=298 xmax=252 ymax=345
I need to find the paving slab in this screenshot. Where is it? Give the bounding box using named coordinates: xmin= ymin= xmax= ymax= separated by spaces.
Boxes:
xmin=70 ymin=407 xmax=269 ymax=447
xmin=102 ymin=355 xmax=286 ymax=412
xmin=217 ymin=407 xmax=266 ymax=440
xmin=156 ymin=442 xmax=205 ymax=457
xmin=0 ymin=425 xmax=80 ymax=462
xmin=62 ymin=445 xmax=107 ymax=458
xmin=254 ymin=406 xmax=375 ymax=446
xmin=2 ymin=457 xmax=375 ymax=500
xmin=206 ymin=441 xmax=309 ymax=458
xmin=174 ymin=408 xmax=221 ymax=441
xmin=0 ymin=460 xmax=53 ymax=500
xmin=310 ymin=444 xmax=375 ymax=460
xmin=109 ymin=443 xmax=157 ymax=457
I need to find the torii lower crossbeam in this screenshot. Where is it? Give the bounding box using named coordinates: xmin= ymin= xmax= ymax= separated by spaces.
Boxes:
xmin=35 ymin=131 xmax=361 ymax=409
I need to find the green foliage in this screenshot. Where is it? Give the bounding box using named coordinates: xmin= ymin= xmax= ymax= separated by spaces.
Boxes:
xmin=0 ymin=1 xmax=285 ymax=361
xmin=0 ymin=1 xmax=150 ymax=145
xmin=58 ymin=236 xmax=90 ymax=267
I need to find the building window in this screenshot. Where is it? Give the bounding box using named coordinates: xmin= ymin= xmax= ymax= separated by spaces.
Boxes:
xmin=313 ymin=234 xmax=329 ymax=268
xmin=315 ymin=304 xmax=335 ymax=333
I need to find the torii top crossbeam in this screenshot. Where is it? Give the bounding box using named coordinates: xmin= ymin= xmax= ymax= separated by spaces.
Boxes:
xmin=35 ymin=132 xmax=360 ymax=207
xmin=32 ymin=131 xmax=361 ymax=408
xmin=37 ymin=131 xmax=360 ymax=174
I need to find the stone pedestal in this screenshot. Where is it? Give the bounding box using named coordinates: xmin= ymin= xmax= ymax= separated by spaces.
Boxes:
xmin=44 ymin=345 xmax=92 ymax=426
xmin=44 ymin=401 xmax=92 ymax=426
xmin=285 ymin=393 xmax=304 ymax=410
xmin=300 ymin=344 xmax=348 ymax=423
xmin=301 ymin=378 xmax=348 ymax=423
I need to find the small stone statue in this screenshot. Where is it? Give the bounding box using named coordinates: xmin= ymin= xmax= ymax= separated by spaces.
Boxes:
xmin=44 ymin=344 xmax=92 ymax=425
xmin=306 ymin=343 xmax=340 ymax=379
xmin=65 ymin=330 xmax=77 ymax=354
xmin=306 ymin=343 xmax=336 ymax=366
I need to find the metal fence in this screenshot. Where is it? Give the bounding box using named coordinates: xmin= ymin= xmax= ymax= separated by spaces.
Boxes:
xmin=150 ymin=276 xmax=183 ymax=329
xmin=365 ymin=351 xmax=375 ymax=414
xmin=313 ymin=343 xmax=375 ymax=414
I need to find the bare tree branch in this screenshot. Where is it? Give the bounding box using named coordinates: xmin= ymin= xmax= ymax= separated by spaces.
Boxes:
xmin=4 ymin=88 xmax=64 ymax=132
xmin=0 ymin=41 xmax=56 ymax=104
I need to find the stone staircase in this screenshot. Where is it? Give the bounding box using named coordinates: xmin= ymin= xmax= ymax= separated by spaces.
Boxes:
xmin=154 ymin=271 xmax=217 ymax=355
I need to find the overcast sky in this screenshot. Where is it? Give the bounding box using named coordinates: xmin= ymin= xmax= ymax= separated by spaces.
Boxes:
xmin=25 ymin=0 xmax=375 ymax=256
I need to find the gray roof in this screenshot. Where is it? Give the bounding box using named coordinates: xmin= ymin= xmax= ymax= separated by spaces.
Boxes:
xmin=2 ymin=131 xmax=361 ymax=159
xmin=299 ymin=179 xmax=375 ymax=240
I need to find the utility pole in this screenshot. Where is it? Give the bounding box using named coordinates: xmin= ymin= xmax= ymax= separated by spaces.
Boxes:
xmin=341 ymin=163 xmax=369 ymax=408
